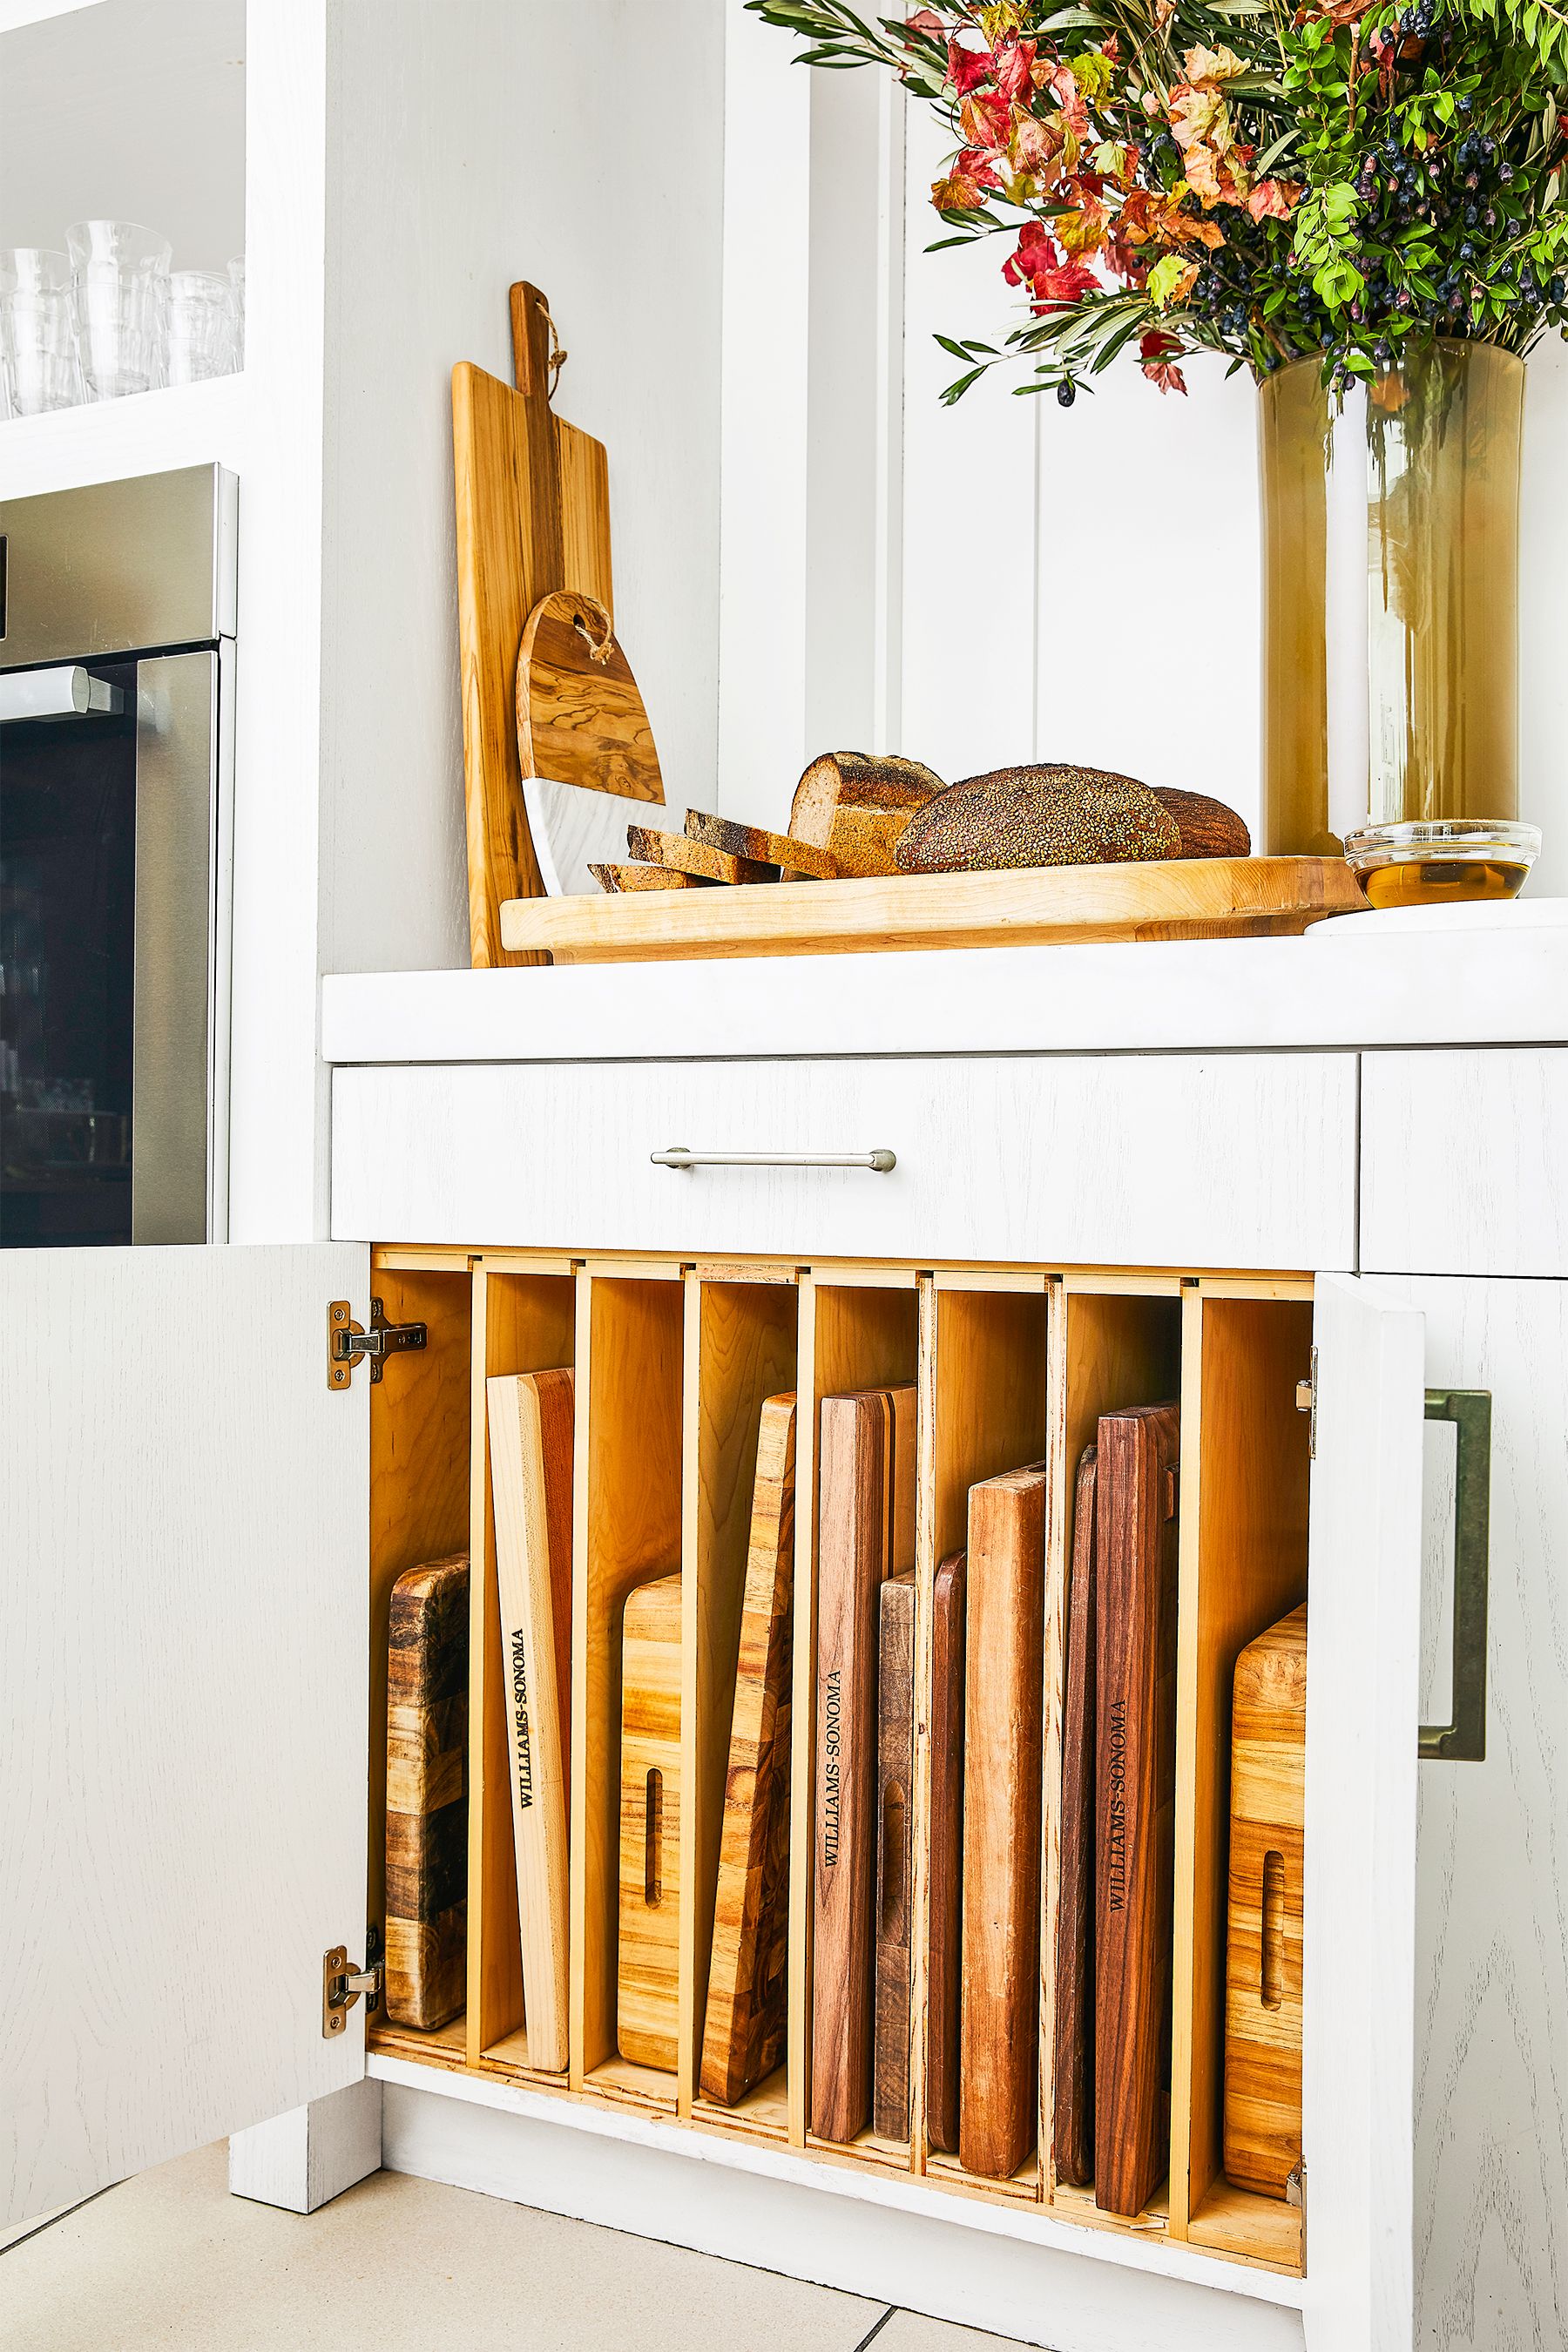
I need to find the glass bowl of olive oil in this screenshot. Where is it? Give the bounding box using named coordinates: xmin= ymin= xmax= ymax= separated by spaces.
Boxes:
xmin=1342 ymin=819 xmax=1540 ymax=910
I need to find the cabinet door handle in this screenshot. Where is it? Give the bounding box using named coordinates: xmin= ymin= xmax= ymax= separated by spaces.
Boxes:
xmin=651 ymin=1146 xmax=896 ymax=1173
xmin=1419 ymin=1388 xmax=1491 ymax=1764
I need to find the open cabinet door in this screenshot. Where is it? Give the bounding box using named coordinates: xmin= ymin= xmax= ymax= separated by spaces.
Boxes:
xmin=1301 ymin=1272 xmax=1424 ymax=2352
xmin=0 ymin=1243 xmax=372 ymax=2230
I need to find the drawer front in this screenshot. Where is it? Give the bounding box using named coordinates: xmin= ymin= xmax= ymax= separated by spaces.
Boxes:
xmin=333 ymin=1052 xmax=1355 ymax=1270
xmin=1362 ymin=1047 xmax=1568 ymax=1276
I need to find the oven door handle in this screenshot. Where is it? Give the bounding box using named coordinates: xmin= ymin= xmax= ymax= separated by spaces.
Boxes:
xmin=0 ymin=666 xmax=124 ymax=722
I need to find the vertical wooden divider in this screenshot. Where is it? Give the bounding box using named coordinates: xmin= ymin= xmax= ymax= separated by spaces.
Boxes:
xmin=679 ymin=1273 xmax=800 ymax=2125
xmin=1037 ymin=1278 xmax=1069 ymax=2199
xmin=465 ymin=1259 xmax=576 ymax=2072
xmin=570 ymin=1265 xmax=686 ymax=2102
xmin=787 ymin=1274 xmax=921 ymax=2153
xmin=1168 ymin=1284 xmax=1206 ymax=2238
xmin=908 ymin=1276 xmax=939 ymax=2177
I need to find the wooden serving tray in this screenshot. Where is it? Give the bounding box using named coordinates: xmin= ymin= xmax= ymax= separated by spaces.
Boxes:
xmin=498 ymin=856 xmax=1365 ymax=965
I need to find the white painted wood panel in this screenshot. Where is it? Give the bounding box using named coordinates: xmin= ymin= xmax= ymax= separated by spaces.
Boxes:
xmin=375 ymin=2072 xmax=1306 ymax=2347
xmin=1362 ymin=1049 xmax=1568 ymax=1277
xmin=1382 ymin=1278 xmax=1568 ymax=2352
xmin=1301 ymin=1274 xmax=1423 ymax=2352
xmin=331 ymin=1051 xmax=1355 ymax=1270
xmin=0 ymin=1242 xmax=370 ymax=2230
xmin=229 ymin=2079 xmax=382 ymax=2215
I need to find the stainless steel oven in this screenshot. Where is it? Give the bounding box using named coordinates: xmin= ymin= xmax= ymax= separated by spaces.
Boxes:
xmin=0 ymin=465 xmax=236 ymax=1246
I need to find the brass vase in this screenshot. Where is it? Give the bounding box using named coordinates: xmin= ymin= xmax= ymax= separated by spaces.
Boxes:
xmin=1259 ymin=341 xmax=1524 ymax=855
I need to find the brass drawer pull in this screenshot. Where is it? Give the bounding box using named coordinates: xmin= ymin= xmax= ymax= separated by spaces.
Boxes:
xmin=1420 ymin=1388 xmax=1491 ymax=1764
xmin=651 ymin=1146 xmax=896 ymax=1173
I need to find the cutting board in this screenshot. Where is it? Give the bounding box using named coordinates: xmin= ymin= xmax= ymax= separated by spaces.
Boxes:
xmin=959 ymin=1464 xmax=1046 ymax=2182
xmin=486 ymin=1369 xmax=574 ymax=2074
xmin=700 ymin=1394 xmax=797 ymax=2108
xmin=516 ymin=588 xmax=662 ymax=806
xmin=618 ymin=1570 xmax=682 ymax=2070
xmin=927 ymin=1550 xmax=967 ymax=2157
xmin=384 ymin=1553 xmax=469 ymax=2031
xmin=1094 ymin=1402 xmax=1179 ymax=2219
xmin=1053 ymin=1444 xmax=1098 ymax=2188
xmin=453 ymin=281 xmax=615 ymax=966
xmin=1224 ymin=1604 xmax=1306 ymax=2199
xmin=810 ymin=1385 xmax=916 ymax=2144
xmin=873 ymin=1570 xmax=916 ymax=2142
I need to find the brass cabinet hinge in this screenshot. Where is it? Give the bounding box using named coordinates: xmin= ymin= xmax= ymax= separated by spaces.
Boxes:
xmin=322 ymin=1929 xmax=383 ymax=2037
xmin=328 ymin=1296 xmax=427 ymax=1389
xmin=1295 ymin=1347 xmax=1318 ymax=1459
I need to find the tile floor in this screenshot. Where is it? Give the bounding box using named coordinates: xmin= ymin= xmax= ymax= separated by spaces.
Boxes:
xmin=0 ymin=2142 xmax=1037 ymax=2352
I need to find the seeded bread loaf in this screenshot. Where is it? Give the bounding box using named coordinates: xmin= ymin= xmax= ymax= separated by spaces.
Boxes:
xmin=893 ymin=766 xmax=1180 ymax=875
xmin=788 ymin=753 xmax=946 ymax=878
xmin=1151 ymin=787 xmax=1251 ymax=859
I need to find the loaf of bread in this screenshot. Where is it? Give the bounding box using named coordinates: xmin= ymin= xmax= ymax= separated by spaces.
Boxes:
xmin=789 ymin=753 xmax=945 ymax=878
xmin=894 ymin=766 xmax=1180 ymax=875
xmin=1151 ymin=788 xmax=1251 ymax=859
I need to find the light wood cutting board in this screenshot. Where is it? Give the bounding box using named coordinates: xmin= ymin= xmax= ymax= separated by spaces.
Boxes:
xmin=454 ymin=281 xmax=615 ymax=967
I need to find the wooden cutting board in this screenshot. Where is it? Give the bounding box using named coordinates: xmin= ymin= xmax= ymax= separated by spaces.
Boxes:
xmin=811 ymin=1385 xmax=916 ymax=2144
xmin=1224 ymin=1604 xmax=1306 ymax=2199
xmin=700 ymin=1393 xmax=797 ymax=2108
xmin=1094 ymin=1402 xmax=1180 ymax=2219
xmin=517 ymin=588 xmax=662 ymax=806
xmin=618 ymin=1570 xmax=682 ymax=2070
xmin=385 ymin=1553 xmax=470 ymax=2031
xmin=453 ymin=281 xmax=615 ymax=967
xmin=1053 ymin=1444 xmax=1098 ymax=2188
xmin=874 ymin=1570 xmax=916 ymax=2141
xmin=500 ymin=856 xmax=1368 ymax=964
xmin=927 ymin=1550 xmax=967 ymax=2157
xmin=486 ymin=1369 xmax=574 ymax=2074
xmin=959 ymin=1464 xmax=1047 ymax=2182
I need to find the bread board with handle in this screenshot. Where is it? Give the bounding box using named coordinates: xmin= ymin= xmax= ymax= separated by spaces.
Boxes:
xmin=1223 ymin=1603 xmax=1306 ymax=2200
xmin=618 ymin=1569 xmax=682 ymax=2071
xmin=384 ymin=1553 xmax=470 ymax=2032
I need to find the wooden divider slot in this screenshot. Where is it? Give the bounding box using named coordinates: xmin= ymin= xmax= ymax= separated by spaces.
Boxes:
xmin=467 ymin=1264 xmax=576 ymax=2078
xmin=791 ymin=1276 xmax=920 ymax=2155
xmin=918 ymin=1277 xmax=1051 ymax=2200
xmin=1173 ymin=1291 xmax=1311 ymax=2273
xmin=684 ymin=1275 xmax=800 ymax=2129
xmin=571 ymin=1269 xmax=685 ymax=2111
xmin=367 ymin=1267 xmax=471 ymax=2059
xmin=1040 ymin=1285 xmax=1182 ymax=2238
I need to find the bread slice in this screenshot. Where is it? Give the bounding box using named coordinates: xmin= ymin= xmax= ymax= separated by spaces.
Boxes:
xmin=625 ymin=824 xmax=778 ymax=885
xmin=590 ymin=862 xmax=714 ymax=893
xmin=685 ymin=807 xmax=837 ymax=879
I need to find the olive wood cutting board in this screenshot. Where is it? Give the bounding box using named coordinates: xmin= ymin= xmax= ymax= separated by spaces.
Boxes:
xmin=385 ymin=1553 xmax=470 ymax=2031
xmin=873 ymin=1570 xmax=916 ymax=2142
xmin=499 ymin=857 xmax=1366 ymax=964
xmin=517 ymin=588 xmax=663 ymax=806
xmin=453 ymin=280 xmax=616 ymax=967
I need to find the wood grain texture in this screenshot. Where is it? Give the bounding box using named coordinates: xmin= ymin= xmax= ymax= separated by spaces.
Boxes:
xmin=625 ymin=825 xmax=778 ymax=887
xmin=1360 ymin=1045 xmax=1568 ymax=1278
xmin=498 ymin=856 xmax=1367 ymax=963
xmin=1094 ymin=1402 xmax=1180 ymax=2220
xmin=927 ymin=1551 xmax=967 ymax=2158
xmin=811 ymin=1385 xmax=917 ymax=2144
xmin=385 ymin=1554 xmax=470 ymax=2031
xmin=1053 ymin=1446 xmax=1098 ymax=2189
xmin=685 ymin=807 xmax=837 ymax=880
xmin=517 ymin=589 xmax=663 ymax=804
xmin=874 ymin=1571 xmax=916 ymax=2142
xmin=453 ymin=280 xmax=613 ymax=969
xmin=700 ymin=1393 xmax=798 ymax=2107
xmin=959 ymin=1463 xmax=1048 ymax=2183
xmin=618 ymin=1571 xmax=683 ymax=2072
xmin=486 ymin=1369 xmax=575 ymax=2073
xmin=1172 ymin=1297 xmax=1311 ymax=2239
xmin=1223 ymin=1605 xmax=1306 ymax=2200
xmin=468 ymin=1267 xmax=575 ymax=2067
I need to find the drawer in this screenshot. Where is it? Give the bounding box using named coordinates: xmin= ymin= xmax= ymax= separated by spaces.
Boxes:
xmin=332 ymin=1051 xmax=1356 ymax=1270
xmin=1362 ymin=1047 xmax=1568 ymax=1276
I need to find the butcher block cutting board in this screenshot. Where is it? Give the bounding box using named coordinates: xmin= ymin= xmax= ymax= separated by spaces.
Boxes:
xmin=500 ymin=857 xmax=1366 ymax=965
xmin=454 ymin=282 xmax=615 ymax=967
xmin=385 ymin=1553 xmax=469 ymax=2031
xmin=1224 ymin=1604 xmax=1306 ymax=2200
xmin=618 ymin=1570 xmax=683 ymax=2071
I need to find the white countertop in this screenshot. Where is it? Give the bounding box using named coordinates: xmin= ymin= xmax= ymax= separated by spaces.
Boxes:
xmin=321 ymin=899 xmax=1568 ymax=1065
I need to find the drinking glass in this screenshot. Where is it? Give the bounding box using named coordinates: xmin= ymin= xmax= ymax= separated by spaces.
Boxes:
xmin=166 ymin=270 xmax=236 ymax=383
xmin=227 ymin=255 xmax=245 ymax=368
xmin=0 ymin=248 xmax=86 ymax=415
xmin=66 ymin=219 xmax=171 ymax=401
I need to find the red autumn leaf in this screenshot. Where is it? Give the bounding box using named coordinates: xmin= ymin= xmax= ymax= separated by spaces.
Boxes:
xmin=992 ymin=37 xmax=1038 ymax=107
xmin=947 ymin=36 xmax=996 ymax=95
xmin=904 ymin=9 xmax=944 ymax=30
xmin=1028 ymin=258 xmax=1100 ymax=311
xmin=1139 ymin=330 xmax=1187 ymax=394
xmin=1247 ymin=176 xmax=1305 ymax=220
xmin=933 ymin=147 xmax=1004 ymax=210
xmin=1002 ymin=219 xmax=1059 ymax=287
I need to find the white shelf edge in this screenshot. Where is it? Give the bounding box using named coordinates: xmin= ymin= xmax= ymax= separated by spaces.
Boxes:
xmin=366 ymin=2051 xmax=1306 ymax=2310
xmin=0 ymin=373 xmax=247 ymax=500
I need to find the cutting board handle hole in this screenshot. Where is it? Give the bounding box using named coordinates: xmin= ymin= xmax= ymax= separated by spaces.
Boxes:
xmin=1261 ymin=1849 xmax=1285 ymax=2010
xmin=645 ymin=1768 xmax=664 ymax=1908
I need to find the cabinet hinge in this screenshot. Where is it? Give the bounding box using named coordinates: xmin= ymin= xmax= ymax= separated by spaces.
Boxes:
xmin=1295 ymin=1346 xmax=1319 ymax=1459
xmin=322 ymin=1927 xmax=383 ymax=2037
xmin=328 ymin=1297 xmax=427 ymax=1389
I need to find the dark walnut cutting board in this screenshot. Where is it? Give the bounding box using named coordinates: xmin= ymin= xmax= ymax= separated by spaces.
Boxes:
xmin=385 ymin=1553 xmax=470 ymax=2031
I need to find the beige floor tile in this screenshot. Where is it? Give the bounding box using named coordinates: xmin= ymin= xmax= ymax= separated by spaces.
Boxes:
xmin=876 ymin=2314 xmax=1046 ymax=2352
xmin=0 ymin=2140 xmax=888 ymax=2352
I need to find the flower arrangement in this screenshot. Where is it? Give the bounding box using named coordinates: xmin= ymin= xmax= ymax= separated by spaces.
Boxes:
xmin=748 ymin=0 xmax=1568 ymax=400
